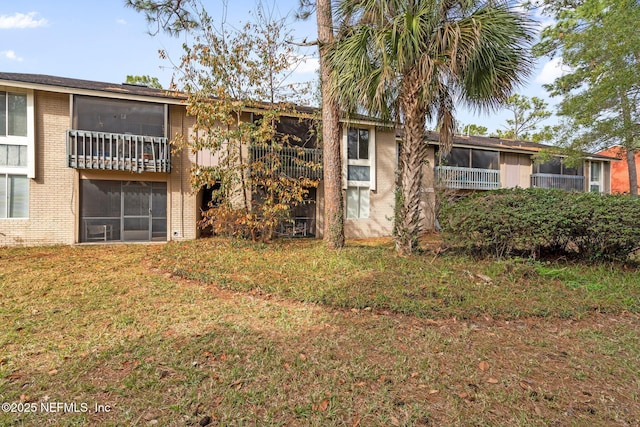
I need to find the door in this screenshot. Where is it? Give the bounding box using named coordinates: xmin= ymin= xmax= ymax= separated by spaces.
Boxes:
xmin=504 ymin=153 xmax=524 ymax=188
xmin=122 ymin=182 xmax=151 ymax=241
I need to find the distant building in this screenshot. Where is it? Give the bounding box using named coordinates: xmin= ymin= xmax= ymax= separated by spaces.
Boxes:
xmin=597 ymin=146 xmax=640 ymax=194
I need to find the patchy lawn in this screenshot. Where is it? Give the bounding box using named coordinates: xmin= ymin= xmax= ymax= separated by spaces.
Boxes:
xmin=0 ymin=239 xmax=638 ymax=426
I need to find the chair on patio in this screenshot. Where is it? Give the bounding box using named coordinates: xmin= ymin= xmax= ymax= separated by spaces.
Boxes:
xmin=85 ymin=223 xmax=113 ymax=242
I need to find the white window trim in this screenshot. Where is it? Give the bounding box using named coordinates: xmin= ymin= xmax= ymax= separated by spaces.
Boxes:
xmin=342 ymin=125 xmax=376 ymax=191
xmin=346 ymin=186 xmax=370 ymax=220
xmin=589 ymin=161 xmax=603 ymax=193
xmin=0 ymin=88 xmax=35 ymax=178
xmin=0 ymin=172 xmax=29 ymax=219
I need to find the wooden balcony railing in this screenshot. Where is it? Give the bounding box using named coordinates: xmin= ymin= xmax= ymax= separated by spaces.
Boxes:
xmin=250 ymin=145 xmax=322 ymax=180
xmin=530 ymin=173 xmax=584 ymax=192
xmin=435 ymin=166 xmax=500 ymax=190
xmin=67 ymin=130 xmax=170 ymax=173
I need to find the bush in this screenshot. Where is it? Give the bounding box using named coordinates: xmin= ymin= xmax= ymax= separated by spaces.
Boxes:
xmin=439 ymin=188 xmax=640 ymax=262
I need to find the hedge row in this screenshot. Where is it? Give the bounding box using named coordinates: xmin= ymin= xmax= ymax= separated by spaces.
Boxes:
xmin=439 ymin=188 xmax=640 ymax=262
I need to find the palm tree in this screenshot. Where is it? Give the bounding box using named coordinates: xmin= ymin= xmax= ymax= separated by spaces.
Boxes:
xmin=328 ymin=0 xmax=534 ymax=255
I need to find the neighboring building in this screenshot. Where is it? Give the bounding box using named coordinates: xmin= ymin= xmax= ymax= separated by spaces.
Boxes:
xmin=597 ymin=146 xmax=640 ymax=194
xmin=417 ymin=132 xmax=614 ymax=230
xmin=0 ymin=72 xmax=397 ymax=246
xmin=0 ymin=72 xmax=614 ymax=246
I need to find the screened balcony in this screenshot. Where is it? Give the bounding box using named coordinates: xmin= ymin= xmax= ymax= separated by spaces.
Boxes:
xmin=250 ymin=145 xmax=322 ymax=180
xmin=530 ymin=173 xmax=584 ymax=191
xmin=435 ymin=166 xmax=501 ymax=190
xmin=67 ymin=130 xmax=170 ymax=173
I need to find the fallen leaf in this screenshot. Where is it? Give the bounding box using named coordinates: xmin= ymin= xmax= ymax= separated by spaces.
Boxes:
xmin=478 ymin=361 xmax=490 ymax=372
xmin=390 ymin=416 xmax=400 ymax=426
xmin=458 ymin=392 xmax=469 ymax=399
xmin=429 ymin=389 xmax=439 ymax=395
xmin=352 ymin=417 xmax=361 ymax=427
xmin=317 ymin=398 xmax=329 ymax=412
xmin=487 ymin=378 xmax=499 ymax=384
xmin=299 ymin=353 xmax=307 ymax=361
xmin=48 ymin=369 xmax=58 ymax=375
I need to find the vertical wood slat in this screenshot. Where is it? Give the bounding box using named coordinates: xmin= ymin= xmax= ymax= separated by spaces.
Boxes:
xmin=67 ymin=130 xmax=170 ymax=173
xmin=435 ymin=166 xmax=500 ymax=190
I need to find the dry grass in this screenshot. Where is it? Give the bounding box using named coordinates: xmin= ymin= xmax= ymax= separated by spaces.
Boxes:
xmin=0 ymin=240 xmax=638 ymax=426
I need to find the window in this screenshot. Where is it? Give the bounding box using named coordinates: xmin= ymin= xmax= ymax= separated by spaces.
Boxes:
xmin=590 ymin=162 xmax=602 ymax=192
xmin=0 ymin=144 xmax=27 ymax=167
xmin=73 ymin=96 xmax=165 ymax=137
xmin=0 ymin=92 xmax=27 ymax=137
xmin=346 ymin=186 xmax=369 ymax=219
xmin=345 ymin=126 xmax=376 ymax=189
xmin=348 ymin=128 xmax=369 ymax=160
xmin=0 ymin=174 xmax=29 ymax=218
xmin=438 ymin=147 xmax=498 ymax=169
xmin=0 ymin=90 xmax=33 ymax=178
xmin=534 ymin=158 xmax=583 ymax=176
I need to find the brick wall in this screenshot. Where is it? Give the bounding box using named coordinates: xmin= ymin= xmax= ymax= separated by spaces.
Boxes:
xmin=0 ymin=90 xmax=76 ymax=246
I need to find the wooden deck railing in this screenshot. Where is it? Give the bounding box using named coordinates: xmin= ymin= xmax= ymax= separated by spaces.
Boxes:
xmin=250 ymin=145 xmax=322 ymax=180
xmin=67 ymin=130 xmax=170 ymax=173
xmin=435 ymin=166 xmax=500 ymax=190
xmin=530 ymin=173 xmax=584 ymax=191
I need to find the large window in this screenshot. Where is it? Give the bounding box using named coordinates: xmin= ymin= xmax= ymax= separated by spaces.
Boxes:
xmin=0 ymin=174 xmax=28 ymax=218
xmin=345 ymin=127 xmax=375 ymax=219
xmin=0 ymin=92 xmax=27 ymax=137
xmin=347 ymin=128 xmax=372 ymax=184
xmin=590 ymin=162 xmax=602 ymax=192
xmin=437 ymin=147 xmax=499 ymax=169
xmin=73 ymin=96 xmax=165 ymax=137
xmin=0 ymin=90 xmax=32 ymax=198
xmin=534 ymin=158 xmax=582 ymax=176
xmin=346 ymin=186 xmax=369 ymax=219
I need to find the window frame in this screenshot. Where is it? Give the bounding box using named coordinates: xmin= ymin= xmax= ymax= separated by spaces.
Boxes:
xmin=589 ymin=161 xmax=603 ymax=193
xmin=343 ymin=125 xmax=376 ymax=190
xmin=0 ymin=88 xmax=35 ymax=179
xmin=346 ymin=186 xmax=370 ymax=220
xmin=0 ymin=173 xmax=29 ymax=219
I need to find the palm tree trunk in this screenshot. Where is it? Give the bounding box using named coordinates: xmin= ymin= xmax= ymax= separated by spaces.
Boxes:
xmin=317 ymin=0 xmax=345 ymax=248
xmin=395 ymin=93 xmax=427 ymax=255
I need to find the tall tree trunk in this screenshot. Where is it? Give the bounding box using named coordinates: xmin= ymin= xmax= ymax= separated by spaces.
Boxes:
xmin=395 ymin=87 xmax=427 ymax=255
xmin=620 ymin=92 xmax=638 ymax=196
xmin=317 ymin=0 xmax=345 ymax=248
xmin=626 ymin=148 xmax=639 ymax=196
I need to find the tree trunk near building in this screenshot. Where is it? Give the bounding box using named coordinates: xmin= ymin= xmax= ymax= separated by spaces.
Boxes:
xmin=620 ymin=93 xmax=638 ymax=196
xmin=626 ymin=147 xmax=639 ymax=196
xmin=317 ymin=0 xmax=345 ymax=248
xmin=395 ymin=90 xmax=427 ymax=255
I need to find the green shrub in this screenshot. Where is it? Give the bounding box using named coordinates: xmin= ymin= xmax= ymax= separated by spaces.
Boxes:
xmin=439 ymin=188 xmax=640 ymax=262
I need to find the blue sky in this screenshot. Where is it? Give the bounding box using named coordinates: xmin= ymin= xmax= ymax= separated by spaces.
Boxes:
xmin=0 ymin=0 xmax=563 ymax=134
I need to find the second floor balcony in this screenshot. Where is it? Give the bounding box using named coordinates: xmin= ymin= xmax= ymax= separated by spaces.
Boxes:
xmin=250 ymin=145 xmax=323 ymax=180
xmin=67 ymin=130 xmax=170 ymax=173
xmin=435 ymin=166 xmax=500 ymax=190
xmin=530 ymin=173 xmax=584 ymax=192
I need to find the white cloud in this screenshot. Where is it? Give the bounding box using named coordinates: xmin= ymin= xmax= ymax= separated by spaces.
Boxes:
xmin=0 ymin=50 xmax=23 ymax=62
xmin=117 ymin=18 xmax=127 ymax=25
xmin=535 ymin=57 xmax=568 ymax=85
xmin=0 ymin=12 xmax=48 ymax=29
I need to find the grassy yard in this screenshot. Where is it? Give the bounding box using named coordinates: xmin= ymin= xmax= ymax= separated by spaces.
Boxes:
xmin=0 ymin=238 xmax=638 ymax=426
